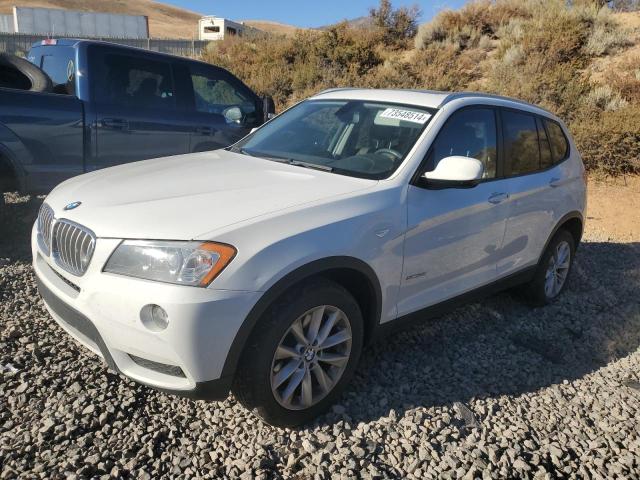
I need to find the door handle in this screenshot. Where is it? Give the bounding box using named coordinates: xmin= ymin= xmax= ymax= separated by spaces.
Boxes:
xmin=488 ymin=192 xmax=509 ymax=204
xmin=549 ymin=177 xmax=562 ymax=188
xmin=195 ymin=126 xmax=214 ymax=135
xmin=102 ymin=118 xmax=129 ymax=131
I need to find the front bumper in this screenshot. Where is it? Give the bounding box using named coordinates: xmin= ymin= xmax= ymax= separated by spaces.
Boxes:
xmin=32 ymin=224 xmax=261 ymax=400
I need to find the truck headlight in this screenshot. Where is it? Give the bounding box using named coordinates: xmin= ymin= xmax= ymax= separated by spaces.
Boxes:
xmin=104 ymin=240 xmax=236 ymax=287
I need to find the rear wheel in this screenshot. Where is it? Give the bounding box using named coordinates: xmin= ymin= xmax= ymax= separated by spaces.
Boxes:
xmin=522 ymin=229 xmax=575 ymax=306
xmin=233 ymin=278 xmax=363 ymax=427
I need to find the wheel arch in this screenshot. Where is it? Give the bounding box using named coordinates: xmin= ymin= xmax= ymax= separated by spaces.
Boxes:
xmin=0 ymin=145 xmax=22 ymax=192
xmin=220 ymin=256 xmax=382 ymax=380
xmin=539 ymin=211 xmax=584 ymax=263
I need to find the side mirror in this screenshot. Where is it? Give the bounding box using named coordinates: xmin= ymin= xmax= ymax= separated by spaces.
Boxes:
xmin=223 ymin=106 xmax=243 ymax=124
xmin=422 ymin=156 xmax=484 ymax=189
xmin=263 ymin=95 xmax=276 ymax=123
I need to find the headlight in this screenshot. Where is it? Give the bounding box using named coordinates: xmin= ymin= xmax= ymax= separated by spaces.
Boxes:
xmin=104 ymin=240 xmax=236 ymax=287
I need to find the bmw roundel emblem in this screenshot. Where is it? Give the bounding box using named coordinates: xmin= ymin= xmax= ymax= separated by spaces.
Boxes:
xmin=64 ymin=201 xmax=82 ymax=211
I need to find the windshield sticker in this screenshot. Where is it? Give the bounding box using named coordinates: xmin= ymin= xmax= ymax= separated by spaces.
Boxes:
xmin=379 ymin=108 xmax=431 ymax=124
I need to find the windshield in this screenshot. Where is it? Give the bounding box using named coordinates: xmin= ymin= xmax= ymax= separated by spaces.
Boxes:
xmin=231 ymin=100 xmax=436 ymax=179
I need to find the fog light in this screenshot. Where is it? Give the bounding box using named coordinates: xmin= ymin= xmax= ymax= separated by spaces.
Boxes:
xmin=140 ymin=304 xmax=169 ymax=332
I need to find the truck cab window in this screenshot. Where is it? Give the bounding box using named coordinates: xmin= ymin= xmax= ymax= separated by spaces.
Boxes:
xmin=39 ymin=48 xmax=76 ymax=95
xmin=189 ymin=66 xmax=258 ymax=126
xmin=95 ymin=54 xmax=175 ymax=109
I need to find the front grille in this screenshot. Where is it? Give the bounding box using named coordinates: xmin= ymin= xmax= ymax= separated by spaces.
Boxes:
xmin=52 ymin=267 xmax=81 ymax=292
xmin=128 ymin=354 xmax=186 ymax=378
xmin=37 ymin=203 xmax=55 ymax=254
xmin=51 ymin=220 xmax=96 ymax=276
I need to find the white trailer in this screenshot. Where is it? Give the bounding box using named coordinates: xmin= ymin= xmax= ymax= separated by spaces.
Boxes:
xmin=11 ymin=7 xmax=149 ymax=38
xmin=198 ymin=16 xmax=260 ymax=41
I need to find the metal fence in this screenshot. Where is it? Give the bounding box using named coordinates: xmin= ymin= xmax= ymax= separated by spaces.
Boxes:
xmin=0 ymin=32 xmax=210 ymax=58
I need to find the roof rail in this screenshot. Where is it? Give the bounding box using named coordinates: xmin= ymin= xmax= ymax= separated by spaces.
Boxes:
xmin=315 ymin=87 xmax=362 ymax=95
xmin=439 ymin=91 xmax=554 ymax=114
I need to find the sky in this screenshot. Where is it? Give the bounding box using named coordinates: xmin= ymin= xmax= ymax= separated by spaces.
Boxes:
xmin=164 ymin=0 xmax=469 ymax=28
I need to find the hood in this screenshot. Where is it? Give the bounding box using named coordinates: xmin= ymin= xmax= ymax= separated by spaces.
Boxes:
xmin=44 ymin=150 xmax=374 ymax=239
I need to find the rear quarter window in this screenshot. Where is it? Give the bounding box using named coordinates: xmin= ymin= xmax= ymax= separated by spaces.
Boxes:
xmin=544 ymin=119 xmax=569 ymax=163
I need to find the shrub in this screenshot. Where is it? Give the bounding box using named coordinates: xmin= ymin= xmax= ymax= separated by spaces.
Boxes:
xmin=584 ymin=8 xmax=632 ymax=55
xmin=585 ymin=85 xmax=629 ymax=111
xmin=369 ymin=0 xmax=421 ymax=46
xmin=572 ymin=107 xmax=640 ymax=175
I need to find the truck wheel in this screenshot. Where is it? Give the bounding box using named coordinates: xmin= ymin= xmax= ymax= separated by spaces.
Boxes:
xmin=0 ymin=53 xmax=53 ymax=93
xmin=233 ymin=278 xmax=363 ymax=427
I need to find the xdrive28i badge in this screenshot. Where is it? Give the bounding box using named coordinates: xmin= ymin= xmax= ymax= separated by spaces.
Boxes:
xmin=64 ymin=201 xmax=82 ymax=211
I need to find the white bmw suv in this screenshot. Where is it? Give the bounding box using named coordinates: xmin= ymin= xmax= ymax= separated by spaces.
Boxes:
xmin=33 ymin=89 xmax=586 ymax=426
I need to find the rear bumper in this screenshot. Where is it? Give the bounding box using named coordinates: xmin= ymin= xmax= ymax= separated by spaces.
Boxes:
xmin=35 ymin=274 xmax=233 ymax=400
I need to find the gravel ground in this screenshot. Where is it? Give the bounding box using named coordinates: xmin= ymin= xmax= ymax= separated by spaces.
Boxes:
xmin=1 ymin=192 xmax=639 ymax=479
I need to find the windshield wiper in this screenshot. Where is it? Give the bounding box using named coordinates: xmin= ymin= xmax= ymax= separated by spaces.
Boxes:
xmin=289 ymin=160 xmax=333 ymax=172
xmin=229 ymin=147 xmax=333 ymax=172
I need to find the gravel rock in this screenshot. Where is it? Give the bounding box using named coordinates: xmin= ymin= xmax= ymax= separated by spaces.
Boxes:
xmin=1 ymin=193 xmax=639 ymax=478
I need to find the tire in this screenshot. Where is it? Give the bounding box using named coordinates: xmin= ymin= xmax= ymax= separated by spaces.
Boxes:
xmin=0 ymin=53 xmax=53 ymax=93
xmin=232 ymin=278 xmax=364 ymax=427
xmin=522 ymin=229 xmax=575 ymax=306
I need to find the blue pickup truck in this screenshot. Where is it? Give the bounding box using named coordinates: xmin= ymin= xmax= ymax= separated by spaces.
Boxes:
xmin=0 ymin=39 xmax=274 ymax=194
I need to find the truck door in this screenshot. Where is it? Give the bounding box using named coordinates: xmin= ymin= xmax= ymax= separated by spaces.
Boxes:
xmin=177 ymin=62 xmax=262 ymax=152
xmin=89 ymin=45 xmax=191 ymax=169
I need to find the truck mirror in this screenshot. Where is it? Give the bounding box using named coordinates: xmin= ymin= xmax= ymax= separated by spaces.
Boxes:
xmin=263 ymin=96 xmax=276 ymax=123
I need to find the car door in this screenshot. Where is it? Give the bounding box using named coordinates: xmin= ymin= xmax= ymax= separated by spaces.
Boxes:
xmin=396 ymin=107 xmax=512 ymax=316
xmin=89 ymin=45 xmax=191 ymax=169
xmin=496 ymin=110 xmax=568 ymax=277
xmin=180 ymin=62 xmax=262 ymax=152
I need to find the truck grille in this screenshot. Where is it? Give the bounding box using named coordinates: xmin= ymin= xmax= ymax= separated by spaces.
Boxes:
xmin=51 ymin=220 xmax=96 ymax=277
xmin=37 ymin=203 xmax=55 ymax=254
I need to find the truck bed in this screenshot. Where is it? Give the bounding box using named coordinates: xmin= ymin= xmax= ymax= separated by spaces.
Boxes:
xmin=0 ymin=88 xmax=85 ymax=193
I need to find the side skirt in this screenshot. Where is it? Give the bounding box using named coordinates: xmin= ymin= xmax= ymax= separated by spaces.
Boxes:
xmin=373 ymin=266 xmax=536 ymax=340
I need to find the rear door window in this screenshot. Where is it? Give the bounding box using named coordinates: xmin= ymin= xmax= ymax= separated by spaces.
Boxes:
xmin=502 ymin=110 xmax=540 ymax=176
xmin=544 ymin=119 xmax=569 ymax=163
xmin=93 ymin=52 xmax=175 ymax=110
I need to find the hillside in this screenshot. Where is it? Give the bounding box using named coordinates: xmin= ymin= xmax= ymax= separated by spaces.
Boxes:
xmin=242 ymin=20 xmax=305 ymax=37
xmin=0 ymin=1 xmax=308 ymax=38
xmin=0 ymin=0 xmax=202 ymax=38
xmin=202 ymin=1 xmax=640 ymax=177
xmin=319 ymin=16 xmax=373 ymax=30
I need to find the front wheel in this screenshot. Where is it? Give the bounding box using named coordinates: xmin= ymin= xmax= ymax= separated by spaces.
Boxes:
xmin=232 ymin=278 xmax=363 ymax=427
xmin=522 ymin=229 xmax=575 ymax=306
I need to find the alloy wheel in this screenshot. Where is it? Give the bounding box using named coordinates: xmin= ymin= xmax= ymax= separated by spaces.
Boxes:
xmin=544 ymin=240 xmax=571 ymax=298
xmin=270 ymin=305 xmax=352 ymax=410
